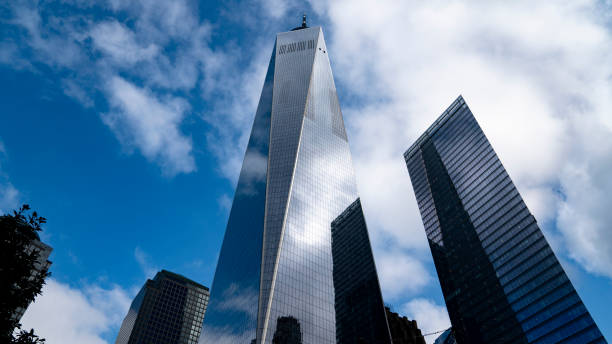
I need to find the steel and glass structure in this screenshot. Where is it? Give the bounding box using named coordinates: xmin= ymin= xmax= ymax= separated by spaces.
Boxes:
xmin=404 ymin=96 xmax=606 ymax=344
xmin=332 ymin=199 xmax=391 ymax=344
xmin=201 ymin=20 xmax=388 ymax=344
xmin=115 ymin=270 xmax=209 ymax=344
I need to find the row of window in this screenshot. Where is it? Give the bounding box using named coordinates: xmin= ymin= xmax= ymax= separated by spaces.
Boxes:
xmin=413 ymin=98 xmax=466 ymax=156
xmin=278 ymin=39 xmax=317 ymax=55
xmin=432 ymin=106 xmax=479 ymax=159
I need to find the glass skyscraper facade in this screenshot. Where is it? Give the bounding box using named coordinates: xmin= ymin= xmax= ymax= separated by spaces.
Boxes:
xmin=404 ymin=96 xmax=606 ymax=343
xmin=115 ymin=270 xmax=209 ymax=344
xmin=332 ymin=199 xmax=391 ymax=344
xmin=201 ymin=22 xmax=388 ymax=344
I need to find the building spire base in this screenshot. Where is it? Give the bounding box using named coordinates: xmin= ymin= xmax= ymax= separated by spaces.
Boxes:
xmin=291 ymin=13 xmax=309 ymax=31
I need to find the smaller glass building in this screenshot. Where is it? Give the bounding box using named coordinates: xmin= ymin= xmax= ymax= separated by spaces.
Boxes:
xmin=404 ymin=96 xmax=606 ymax=344
xmin=115 ymin=270 xmax=209 ymax=344
xmin=385 ymin=307 xmax=426 ymax=344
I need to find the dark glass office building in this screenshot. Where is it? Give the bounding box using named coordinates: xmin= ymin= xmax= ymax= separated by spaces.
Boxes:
xmin=384 ymin=307 xmax=426 ymax=344
xmin=115 ymin=270 xmax=209 ymax=344
xmin=331 ymin=198 xmax=391 ymax=344
xmin=404 ymin=96 xmax=606 ymax=343
xmin=201 ymin=20 xmax=388 ymax=344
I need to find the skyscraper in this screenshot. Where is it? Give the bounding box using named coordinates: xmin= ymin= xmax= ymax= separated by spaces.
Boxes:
xmin=12 ymin=239 xmax=52 ymax=321
xmin=331 ymin=198 xmax=391 ymax=344
xmin=115 ymin=270 xmax=209 ymax=344
xmin=384 ymin=307 xmax=426 ymax=344
xmin=404 ymin=96 xmax=606 ymax=343
xmin=201 ymin=19 xmax=388 ymax=344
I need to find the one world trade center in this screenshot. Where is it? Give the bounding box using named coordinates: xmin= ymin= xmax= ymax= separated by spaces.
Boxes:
xmin=200 ymin=18 xmax=390 ymax=344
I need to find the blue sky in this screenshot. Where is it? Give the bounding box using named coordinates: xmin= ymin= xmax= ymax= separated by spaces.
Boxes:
xmin=1 ymin=1 xmax=611 ymax=343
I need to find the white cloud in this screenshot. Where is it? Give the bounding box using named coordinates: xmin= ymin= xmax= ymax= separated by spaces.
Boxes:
xmin=133 ymin=246 xmax=159 ymax=279
xmin=235 ymin=150 xmax=268 ymax=196
xmin=557 ymin=139 xmax=612 ymax=278
xmin=20 ymin=279 xmax=131 ymax=344
xmin=0 ymin=182 xmax=19 ymax=214
xmin=376 ymin=250 xmax=431 ymax=300
xmin=198 ymin=326 xmax=253 ymax=344
xmin=353 ymin=142 xmax=428 ymax=250
xmin=309 ymin=0 xmax=612 ymax=279
xmin=3 ymin=0 xmax=298 ymax=180
xmin=61 ymin=78 xmax=95 ymax=108
xmin=259 ymin=0 xmax=292 ymax=19
xmin=215 ymin=283 xmax=258 ymax=319
xmin=200 ymin=42 xmax=272 ymax=184
xmin=90 ymin=21 xmax=159 ymax=65
xmin=199 ymin=285 xmax=259 ymax=344
xmin=10 ymin=2 xmax=85 ymax=69
xmin=2 ymin=0 xmax=225 ymax=176
xmin=401 ymin=298 xmax=451 ymax=344
xmin=103 ymin=76 xmax=195 ymax=176
xmin=0 ymin=41 xmax=32 ymax=70
xmin=126 ymin=0 xmax=199 ymax=40
xmin=0 ymin=139 xmax=20 ymax=214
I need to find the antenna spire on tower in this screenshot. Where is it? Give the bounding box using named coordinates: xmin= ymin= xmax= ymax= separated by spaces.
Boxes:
xmin=291 ymin=13 xmax=309 ymax=31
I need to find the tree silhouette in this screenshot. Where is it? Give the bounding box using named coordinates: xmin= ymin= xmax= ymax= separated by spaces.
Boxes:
xmin=0 ymin=205 xmax=49 ymax=343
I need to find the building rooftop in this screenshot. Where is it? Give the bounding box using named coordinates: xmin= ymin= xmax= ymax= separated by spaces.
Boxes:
xmin=156 ymin=269 xmax=209 ymax=291
xmin=403 ymin=95 xmax=465 ymax=160
xmin=291 ymin=14 xmax=309 ymax=31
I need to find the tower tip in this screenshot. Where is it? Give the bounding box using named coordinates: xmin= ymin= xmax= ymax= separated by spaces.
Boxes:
xmin=291 ymin=13 xmax=309 ymax=31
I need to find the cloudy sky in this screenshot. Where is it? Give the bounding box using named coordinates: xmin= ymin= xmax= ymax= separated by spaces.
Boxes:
xmin=1 ymin=0 xmax=611 ymax=343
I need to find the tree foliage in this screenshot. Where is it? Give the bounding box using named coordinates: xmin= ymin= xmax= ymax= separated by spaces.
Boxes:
xmin=0 ymin=205 xmax=49 ymax=343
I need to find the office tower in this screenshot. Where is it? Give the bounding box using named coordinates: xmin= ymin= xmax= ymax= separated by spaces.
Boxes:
xmin=404 ymin=96 xmax=606 ymax=343
xmin=384 ymin=307 xmax=426 ymax=344
xmin=201 ymin=18 xmax=388 ymax=344
xmin=12 ymin=239 xmax=52 ymax=321
xmin=433 ymin=329 xmax=456 ymax=344
xmin=332 ymin=198 xmax=391 ymax=344
xmin=115 ymin=270 xmax=209 ymax=344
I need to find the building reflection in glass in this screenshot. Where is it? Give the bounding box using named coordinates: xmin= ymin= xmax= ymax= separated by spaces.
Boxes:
xmin=272 ymin=316 xmax=302 ymax=344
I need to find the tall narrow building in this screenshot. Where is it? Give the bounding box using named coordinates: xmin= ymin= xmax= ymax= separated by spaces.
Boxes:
xmin=115 ymin=270 xmax=209 ymax=344
xmin=404 ymin=96 xmax=606 ymax=343
xmin=201 ymin=18 xmax=389 ymax=344
xmin=332 ymin=199 xmax=391 ymax=344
